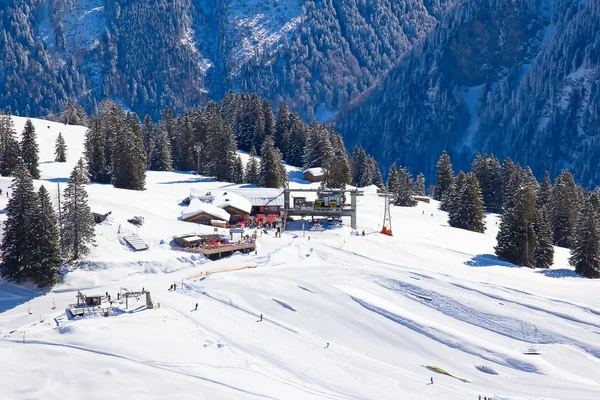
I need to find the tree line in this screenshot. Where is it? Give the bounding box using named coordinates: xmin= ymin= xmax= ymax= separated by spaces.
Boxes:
xmin=84 ymin=93 xmax=383 ymax=191
xmin=430 ymin=151 xmax=600 ymax=279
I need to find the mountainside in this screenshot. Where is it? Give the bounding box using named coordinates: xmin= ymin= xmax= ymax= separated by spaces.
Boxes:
xmin=0 ymin=0 xmax=452 ymax=120
xmin=335 ymin=0 xmax=600 ymax=186
xmin=2 ymin=116 xmax=600 ymax=400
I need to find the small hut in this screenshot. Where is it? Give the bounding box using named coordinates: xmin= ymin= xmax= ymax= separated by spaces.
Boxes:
xmin=303 ymin=168 xmax=325 ymax=182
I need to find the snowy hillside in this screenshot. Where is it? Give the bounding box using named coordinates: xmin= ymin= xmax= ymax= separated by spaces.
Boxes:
xmin=2 ymin=117 xmax=600 ymax=399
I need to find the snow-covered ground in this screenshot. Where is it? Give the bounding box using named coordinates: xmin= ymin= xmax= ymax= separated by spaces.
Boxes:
xmin=1 ymin=117 xmax=600 ymax=399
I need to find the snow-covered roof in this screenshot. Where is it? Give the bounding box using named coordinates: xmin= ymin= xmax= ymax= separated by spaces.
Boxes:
xmin=213 ymin=192 xmax=252 ymax=214
xmin=189 ymin=190 xmax=252 ymax=214
xmin=182 ymin=198 xmax=230 ymax=222
xmin=304 ymin=167 xmax=324 ymax=177
xmin=181 ymin=235 xmax=202 ymax=242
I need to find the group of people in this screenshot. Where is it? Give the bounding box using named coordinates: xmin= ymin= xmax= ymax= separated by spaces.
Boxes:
xmin=478 ymin=396 xmax=493 ymax=400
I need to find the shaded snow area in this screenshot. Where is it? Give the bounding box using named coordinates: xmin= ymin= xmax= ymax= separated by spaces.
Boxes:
xmin=227 ymin=0 xmax=306 ymax=70
xmin=458 ymin=85 xmax=484 ymax=153
xmin=2 ymin=117 xmax=600 ymax=399
xmin=315 ymin=104 xmax=339 ymax=124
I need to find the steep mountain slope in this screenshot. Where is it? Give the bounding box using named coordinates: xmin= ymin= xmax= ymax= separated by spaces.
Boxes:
xmin=0 ymin=0 xmax=452 ymax=120
xmin=335 ymin=0 xmax=600 ymax=186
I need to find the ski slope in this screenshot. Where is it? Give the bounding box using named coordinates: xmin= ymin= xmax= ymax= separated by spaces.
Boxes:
xmin=1 ymin=117 xmax=600 ymax=399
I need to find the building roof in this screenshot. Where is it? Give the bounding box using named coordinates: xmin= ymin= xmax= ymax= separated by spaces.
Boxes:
xmin=181 ymin=235 xmax=202 ymax=242
xmin=182 ymin=198 xmax=230 ymax=222
xmin=213 ymin=192 xmax=252 ymax=214
xmin=188 ymin=190 xmax=252 ymax=214
xmin=303 ymin=167 xmax=324 ymax=177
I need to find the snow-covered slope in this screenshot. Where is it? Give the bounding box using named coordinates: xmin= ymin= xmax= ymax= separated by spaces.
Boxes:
xmin=1 ymin=117 xmax=600 ymax=399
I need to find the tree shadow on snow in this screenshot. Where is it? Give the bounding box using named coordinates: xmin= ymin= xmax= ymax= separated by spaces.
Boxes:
xmin=157 ymin=177 xmax=215 ymax=185
xmin=0 ymin=282 xmax=50 ymax=313
xmin=536 ymin=268 xmax=584 ymax=279
xmin=464 ymin=254 xmax=520 ymax=268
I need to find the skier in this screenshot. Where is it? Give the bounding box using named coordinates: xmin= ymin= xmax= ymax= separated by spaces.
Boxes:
xmin=169 ymin=284 xmax=173 ymax=291
xmin=430 ymin=377 xmax=433 ymax=385
xmin=361 ymin=231 xmax=365 ymax=236
xmin=260 ymin=314 xmax=263 ymax=321
xmin=325 ymin=342 xmax=329 ymax=349
xmin=195 ymin=303 xmax=198 ymax=311
xmin=174 ymin=283 xmax=177 ymax=291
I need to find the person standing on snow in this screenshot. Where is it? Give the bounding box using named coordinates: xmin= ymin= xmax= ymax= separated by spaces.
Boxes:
xmin=260 ymin=314 xmax=263 ymax=321
xmin=195 ymin=303 xmax=198 ymax=311
xmin=430 ymin=377 xmax=433 ymax=384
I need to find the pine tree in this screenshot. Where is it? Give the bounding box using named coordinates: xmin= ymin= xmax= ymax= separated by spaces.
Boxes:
xmin=449 ymin=172 xmax=486 ymax=233
xmin=550 ymin=170 xmax=580 ymax=248
xmin=141 ymin=115 xmax=154 ymax=157
xmin=112 ymin=113 xmax=147 ymax=190
xmin=501 ymin=157 xmax=518 ymax=210
xmin=472 ymin=153 xmax=502 ymax=212
xmin=495 ymin=169 xmax=538 ymax=267
xmin=20 ymin=119 xmax=40 ymax=179
xmin=286 ymin=114 xmax=306 ymax=166
xmin=262 ymin=99 xmax=275 ymax=139
xmin=434 ymin=151 xmax=453 ymax=202
xmin=414 ymin=172 xmax=426 ymax=196
xmin=570 ymin=197 xmax=600 ymax=278
xmin=148 ymin=124 xmax=173 ymax=171
xmin=0 ymin=164 xmax=39 ymax=283
xmin=32 ymin=185 xmax=62 ymax=286
xmin=387 ymin=163 xmax=400 ymax=193
xmin=350 ymin=146 xmax=366 ymax=186
xmin=207 ymin=111 xmax=238 ymax=181
xmin=55 ymin=132 xmax=67 ymax=162
xmin=61 ymin=158 xmax=95 ymax=260
xmin=260 ymin=136 xmax=286 ymax=188
xmin=274 ymin=103 xmax=291 ymax=157
xmin=0 ymin=114 xmax=21 ymax=176
xmin=393 ymin=166 xmax=417 ymax=207
xmin=533 ymin=206 xmax=554 ymax=269
xmin=537 ymin=171 xmax=552 ymax=209
xmin=161 ymin=107 xmax=180 ymax=169
xmin=233 ymin=155 xmax=245 ymax=184
xmin=245 ymin=146 xmax=260 ymax=185
xmin=323 ymin=133 xmax=349 ymax=189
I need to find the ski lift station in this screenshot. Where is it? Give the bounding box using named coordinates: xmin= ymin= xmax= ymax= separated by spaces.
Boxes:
xmin=283 ymin=188 xmax=362 ymax=229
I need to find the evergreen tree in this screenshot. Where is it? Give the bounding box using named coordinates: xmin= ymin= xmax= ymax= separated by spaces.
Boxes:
xmin=176 ymin=113 xmax=196 ymax=171
xmin=0 ymin=164 xmax=39 ymax=283
xmin=274 ymin=103 xmax=291 ymax=157
xmin=495 ymin=169 xmax=538 ymax=267
xmin=393 ymin=166 xmax=417 ymax=207
xmin=350 ymin=146 xmax=366 ymax=186
xmin=54 ymin=132 xmax=67 ymax=162
xmin=20 ymin=119 xmax=40 ymax=179
xmin=414 ymin=172 xmax=426 ymax=196
xmin=0 ymin=114 xmax=22 ymax=177
xmin=112 ymin=113 xmax=147 ymax=190
xmin=61 ymin=158 xmax=95 ymax=260
xmin=33 ymin=185 xmax=62 ymax=286
xmin=233 ymin=155 xmax=245 ymax=184
xmin=533 ymin=206 xmax=554 ymax=269
xmin=448 ymin=172 xmax=486 ymax=233
xmin=434 ymin=151 xmax=453 ymax=202
xmin=387 ymin=163 xmax=400 ymax=193
xmin=570 ymin=197 xmax=600 ymax=278
xmin=537 ymin=171 xmax=552 ymax=209
xmin=262 ymin=99 xmax=275 ymax=139
xmin=161 ymin=107 xmax=180 ymax=168
xmin=148 ymin=124 xmax=173 ymax=171
xmin=501 ymin=157 xmax=518 ymax=210
xmin=141 ymin=115 xmax=154 ymax=157
xmin=260 ymin=136 xmax=286 ymax=188
xmin=366 ymin=156 xmax=384 ymax=188
xmin=323 ymin=133 xmax=349 ymax=188
xmin=472 ymin=153 xmax=502 ymax=212
xmin=286 ymin=114 xmax=306 ymax=166
xmin=550 ymin=170 xmax=580 ymax=248
xmin=207 ymin=113 xmax=238 ymax=181
xmin=245 ymin=146 xmax=260 ymax=185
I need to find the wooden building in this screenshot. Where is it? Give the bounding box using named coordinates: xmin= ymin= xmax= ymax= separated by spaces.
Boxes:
xmin=303 ymin=168 xmax=325 ymax=182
